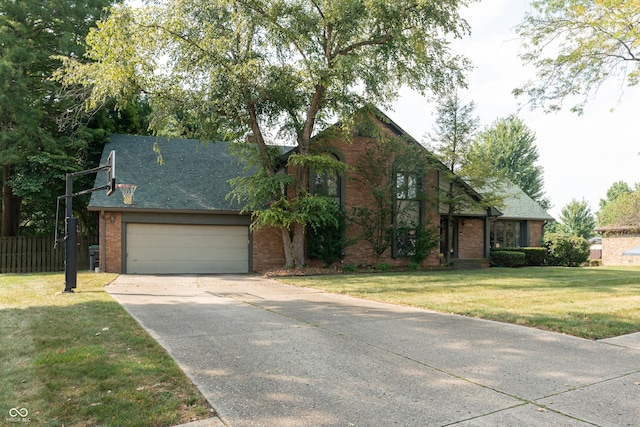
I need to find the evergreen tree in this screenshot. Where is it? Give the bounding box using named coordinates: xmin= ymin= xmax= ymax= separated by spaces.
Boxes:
xmin=0 ymin=0 xmax=119 ymax=235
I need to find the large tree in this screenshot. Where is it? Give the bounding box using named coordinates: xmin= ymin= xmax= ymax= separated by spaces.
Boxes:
xmin=428 ymin=92 xmax=487 ymax=266
xmin=57 ymin=0 xmax=473 ymax=267
xmin=557 ymin=198 xmax=596 ymax=239
xmin=515 ymin=0 xmax=640 ymax=113
xmin=468 ymin=115 xmax=550 ymax=210
xmin=597 ymin=188 xmax=640 ymax=227
xmin=0 ymin=0 xmax=118 ymax=236
xmin=599 ymin=180 xmax=639 ymax=210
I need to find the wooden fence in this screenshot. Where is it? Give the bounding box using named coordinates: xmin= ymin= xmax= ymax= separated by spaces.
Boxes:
xmin=0 ymin=235 xmax=98 ymax=274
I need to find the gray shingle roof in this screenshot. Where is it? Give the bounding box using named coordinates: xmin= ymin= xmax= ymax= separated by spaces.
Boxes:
xmin=492 ymin=181 xmax=554 ymax=221
xmin=89 ymin=135 xmax=247 ymax=211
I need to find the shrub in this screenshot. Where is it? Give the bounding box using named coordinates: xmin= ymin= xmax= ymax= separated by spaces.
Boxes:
xmin=307 ymin=201 xmax=347 ymax=266
xmin=408 ymin=223 xmax=440 ymax=265
xmin=375 ymin=262 xmax=391 ymax=271
xmin=490 ymin=250 xmax=526 ymax=268
xmin=342 ymin=263 xmax=357 ymax=272
xmin=544 ymin=233 xmax=589 ymax=267
xmin=492 ymin=247 xmax=547 ymax=266
xmin=408 ymin=262 xmax=421 ymax=271
xmin=520 ymin=247 xmax=548 ymax=266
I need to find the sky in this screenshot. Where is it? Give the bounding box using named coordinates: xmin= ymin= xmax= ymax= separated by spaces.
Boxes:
xmin=383 ymin=0 xmax=640 ymax=220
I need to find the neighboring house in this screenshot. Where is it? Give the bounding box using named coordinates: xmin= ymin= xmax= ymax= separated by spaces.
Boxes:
xmin=589 ymin=236 xmax=602 ymax=260
xmin=90 ymin=110 xmax=552 ymax=274
xmin=593 ymin=226 xmax=640 ymax=266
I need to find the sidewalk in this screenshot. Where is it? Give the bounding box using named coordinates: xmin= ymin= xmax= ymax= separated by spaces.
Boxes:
xmin=107 ymin=274 xmax=640 ymax=427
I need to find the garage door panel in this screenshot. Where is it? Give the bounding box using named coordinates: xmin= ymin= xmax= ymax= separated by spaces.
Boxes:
xmin=129 ymin=260 xmax=248 ymax=274
xmin=126 ymin=223 xmax=249 ymax=274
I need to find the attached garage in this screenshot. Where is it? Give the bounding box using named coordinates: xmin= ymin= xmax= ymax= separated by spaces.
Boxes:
xmin=89 ymin=136 xmax=256 ymax=274
xmin=126 ymin=223 xmax=249 ymax=274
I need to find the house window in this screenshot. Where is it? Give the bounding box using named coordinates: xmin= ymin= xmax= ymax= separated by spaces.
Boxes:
xmin=310 ymin=153 xmax=342 ymax=205
xmin=394 ymin=169 xmax=421 ymax=257
xmin=491 ymin=220 xmax=524 ymax=248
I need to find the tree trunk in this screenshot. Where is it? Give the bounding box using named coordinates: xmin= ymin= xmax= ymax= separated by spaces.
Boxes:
xmin=281 ymin=228 xmax=295 ymax=268
xmin=285 ymin=138 xmax=311 ymax=268
xmin=292 ymin=222 xmax=306 ymax=266
xmin=2 ymin=165 xmax=20 ymax=237
xmin=445 ymin=214 xmax=454 ymax=267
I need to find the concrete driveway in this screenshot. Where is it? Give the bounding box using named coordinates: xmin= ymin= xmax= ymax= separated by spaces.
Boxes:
xmin=106 ymin=274 xmax=640 ymax=427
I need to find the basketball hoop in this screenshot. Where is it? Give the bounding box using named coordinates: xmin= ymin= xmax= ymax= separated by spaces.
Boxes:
xmin=117 ymin=184 xmax=137 ymax=205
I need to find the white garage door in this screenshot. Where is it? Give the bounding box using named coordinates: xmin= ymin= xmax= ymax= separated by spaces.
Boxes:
xmin=126 ymin=224 xmax=249 ymax=274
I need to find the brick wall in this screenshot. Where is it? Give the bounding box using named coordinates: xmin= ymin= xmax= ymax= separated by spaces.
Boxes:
xmin=529 ymin=220 xmax=545 ymax=247
xmin=253 ymin=226 xmax=286 ymax=271
xmin=457 ymin=218 xmax=485 ymax=258
xmin=251 ymin=129 xmax=443 ymax=270
xmin=101 ymin=211 xmax=122 ymax=273
xmin=320 ymin=133 xmax=441 ymax=268
xmin=602 ymin=233 xmax=640 ymax=266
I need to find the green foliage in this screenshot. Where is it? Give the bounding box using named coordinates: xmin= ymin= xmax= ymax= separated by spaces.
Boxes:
xmin=349 ymin=136 xmax=399 ymax=259
xmin=516 ymin=0 xmax=640 ymax=113
xmin=520 ymin=247 xmax=548 ymax=266
xmin=599 ymin=180 xmax=636 ymax=210
xmin=491 ymin=247 xmax=547 ymax=266
xmin=469 ymin=115 xmax=549 ymax=210
xmin=0 ymin=0 xmax=117 ymax=235
xmin=351 ymin=206 xmax=394 ymax=260
xmin=307 ymin=201 xmax=347 ymax=266
xmin=490 ymin=250 xmax=526 ymax=268
xmin=11 ymin=154 xmax=83 ymax=235
xmin=349 ymin=135 xmax=433 ymax=262
xmin=558 ymin=198 xmax=596 ymax=239
xmin=429 ymin=92 xmax=479 ymax=176
xmin=428 ymin=91 xmax=498 ymax=266
xmin=597 ymin=188 xmax=640 ymax=227
xmin=544 ymin=233 xmax=589 ymax=267
xmin=544 ymin=220 xmax=563 ymax=234
xmin=375 ymin=262 xmax=391 ymax=271
xmin=56 ymin=0 xmax=474 ymax=266
xmin=408 ymin=262 xmax=421 ymax=271
xmin=288 ymin=153 xmax=348 ymax=176
xmin=342 ymin=263 xmax=357 ymax=272
xmin=408 ymin=223 xmax=440 ymax=265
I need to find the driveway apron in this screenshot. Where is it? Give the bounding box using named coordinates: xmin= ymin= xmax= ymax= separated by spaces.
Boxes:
xmin=106 ymin=274 xmax=640 ymax=427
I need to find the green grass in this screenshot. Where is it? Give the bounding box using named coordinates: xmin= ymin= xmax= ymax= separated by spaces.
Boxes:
xmin=279 ymin=266 xmax=640 ymax=340
xmin=0 ymin=273 xmax=213 ymax=427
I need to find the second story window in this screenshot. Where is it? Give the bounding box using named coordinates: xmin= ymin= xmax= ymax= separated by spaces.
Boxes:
xmin=310 ymin=153 xmax=342 ymax=205
xmin=394 ymin=168 xmax=422 ymax=257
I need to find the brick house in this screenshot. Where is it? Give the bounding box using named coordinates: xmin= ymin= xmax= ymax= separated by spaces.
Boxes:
xmin=593 ymin=226 xmax=640 ymax=266
xmin=485 ymin=181 xmax=553 ymax=249
xmin=89 ymin=110 xmax=551 ymax=274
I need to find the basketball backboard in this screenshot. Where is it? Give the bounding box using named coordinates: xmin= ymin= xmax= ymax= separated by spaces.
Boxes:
xmin=106 ymin=150 xmax=116 ymax=196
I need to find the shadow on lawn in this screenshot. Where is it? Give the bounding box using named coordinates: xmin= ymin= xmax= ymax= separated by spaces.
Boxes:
xmin=0 ymin=300 xmax=212 ymax=427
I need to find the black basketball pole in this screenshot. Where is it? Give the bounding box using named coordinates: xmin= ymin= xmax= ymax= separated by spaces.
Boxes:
xmin=59 ymin=152 xmax=115 ymax=294
xmin=63 ymin=173 xmax=77 ymax=293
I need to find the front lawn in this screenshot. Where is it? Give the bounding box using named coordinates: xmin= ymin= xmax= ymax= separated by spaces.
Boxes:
xmin=279 ymin=266 xmax=640 ymax=339
xmin=0 ymin=273 xmax=213 ymax=426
